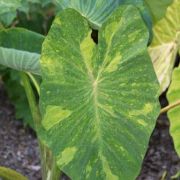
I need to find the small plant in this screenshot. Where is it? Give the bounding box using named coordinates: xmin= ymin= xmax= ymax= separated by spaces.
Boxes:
xmin=0 ymin=0 xmax=179 ymax=180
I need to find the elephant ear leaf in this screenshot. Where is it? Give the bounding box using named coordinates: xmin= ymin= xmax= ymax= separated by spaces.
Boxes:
xmin=0 ymin=28 xmax=44 ymax=75
xmin=144 ymin=0 xmax=173 ymax=23
xmin=167 ymin=66 xmax=180 ymax=156
xmin=39 ymin=6 xmax=160 ymax=180
xmin=55 ymin=0 xmax=152 ymax=30
xmin=148 ymin=0 xmax=180 ymax=93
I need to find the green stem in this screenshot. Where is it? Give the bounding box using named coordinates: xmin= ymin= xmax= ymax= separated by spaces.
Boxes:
xmin=20 ymin=72 xmax=41 ymax=127
xmin=27 ymin=72 xmax=40 ymax=96
xmin=160 ymin=99 xmax=180 ymax=114
xmin=50 ymin=157 xmax=62 ymax=180
xmin=20 ymin=72 xmax=61 ymax=180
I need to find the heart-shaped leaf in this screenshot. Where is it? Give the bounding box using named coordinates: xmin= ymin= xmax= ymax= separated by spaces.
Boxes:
xmin=167 ymin=66 xmax=180 ymax=156
xmin=39 ymin=6 xmax=160 ymax=180
xmin=148 ymin=0 xmax=180 ymax=93
xmin=0 ymin=27 xmax=44 ymax=75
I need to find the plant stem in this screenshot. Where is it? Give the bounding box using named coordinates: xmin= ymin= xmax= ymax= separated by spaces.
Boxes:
xmin=20 ymin=72 xmax=61 ymax=180
xmin=160 ymin=100 xmax=180 ymax=114
xmin=40 ymin=145 xmax=61 ymax=180
xmin=51 ymin=157 xmax=62 ymax=180
xmin=20 ymin=72 xmax=41 ymax=127
xmin=27 ymin=72 xmax=40 ymax=96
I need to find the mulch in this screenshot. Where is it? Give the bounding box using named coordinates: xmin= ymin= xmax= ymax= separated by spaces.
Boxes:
xmin=0 ymin=83 xmax=179 ymax=180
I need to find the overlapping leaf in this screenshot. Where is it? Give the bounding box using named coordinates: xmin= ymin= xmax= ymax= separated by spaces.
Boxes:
xmin=167 ymin=66 xmax=180 ymax=156
xmin=148 ymin=0 xmax=180 ymax=93
xmin=39 ymin=6 xmax=160 ymax=180
xmin=0 ymin=27 xmax=44 ymax=75
xmin=144 ymin=0 xmax=173 ymax=23
xmin=55 ymin=0 xmax=152 ymax=30
xmin=0 ymin=27 xmax=43 ymax=127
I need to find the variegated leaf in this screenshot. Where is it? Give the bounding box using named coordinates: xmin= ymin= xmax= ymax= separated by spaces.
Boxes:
xmin=144 ymin=0 xmax=173 ymax=23
xmin=167 ymin=66 xmax=180 ymax=156
xmin=39 ymin=6 xmax=160 ymax=180
xmin=148 ymin=0 xmax=180 ymax=93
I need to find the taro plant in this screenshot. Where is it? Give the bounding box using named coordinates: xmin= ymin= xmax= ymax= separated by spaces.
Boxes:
xmin=149 ymin=0 xmax=180 ymax=159
xmin=0 ymin=0 xmax=179 ymax=180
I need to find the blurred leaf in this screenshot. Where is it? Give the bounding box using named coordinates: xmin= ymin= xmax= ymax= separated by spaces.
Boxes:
xmin=0 ymin=27 xmax=44 ymax=75
xmin=26 ymin=0 xmax=55 ymax=6
xmin=0 ymin=0 xmax=28 ymax=26
xmin=17 ymin=2 xmax=55 ymax=35
xmin=145 ymin=0 xmax=173 ymax=23
xmin=148 ymin=0 xmax=180 ymax=93
xmin=0 ymin=0 xmax=55 ymax=27
xmin=40 ymin=0 xmax=55 ymax=7
xmin=0 ymin=27 xmax=43 ymax=128
xmin=0 ymin=166 xmax=28 ymax=180
xmin=1 ymin=68 xmax=34 ymax=128
xmin=171 ymin=170 xmax=180 ymax=179
xmin=167 ymin=66 xmax=180 ymax=156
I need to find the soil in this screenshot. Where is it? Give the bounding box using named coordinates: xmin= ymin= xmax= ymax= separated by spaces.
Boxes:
xmin=0 ymin=83 xmax=41 ymax=180
xmin=0 ymin=82 xmax=180 ymax=180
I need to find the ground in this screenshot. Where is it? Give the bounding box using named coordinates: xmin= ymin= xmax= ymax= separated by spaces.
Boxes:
xmin=0 ymin=83 xmax=179 ymax=180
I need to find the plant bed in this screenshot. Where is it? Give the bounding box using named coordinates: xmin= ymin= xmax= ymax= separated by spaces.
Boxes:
xmin=0 ymin=1 xmax=180 ymax=180
xmin=0 ymin=84 xmax=179 ymax=180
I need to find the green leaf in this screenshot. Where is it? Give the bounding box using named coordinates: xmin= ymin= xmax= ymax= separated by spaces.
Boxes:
xmin=0 ymin=27 xmax=44 ymax=75
xmin=39 ymin=6 xmax=160 ymax=179
xmin=26 ymin=0 xmax=54 ymax=6
xmin=38 ymin=0 xmax=55 ymax=6
xmin=55 ymin=0 xmax=152 ymax=30
xmin=0 ymin=27 xmax=43 ymax=128
xmin=0 ymin=166 xmax=28 ymax=180
xmin=148 ymin=0 xmax=180 ymax=93
xmin=0 ymin=0 xmax=53 ymax=26
xmin=167 ymin=66 xmax=180 ymax=156
xmin=1 ymin=69 xmax=34 ymax=128
xmin=17 ymin=1 xmax=56 ymax=35
xmin=144 ymin=0 xmax=173 ymax=23
xmin=0 ymin=0 xmax=28 ymax=26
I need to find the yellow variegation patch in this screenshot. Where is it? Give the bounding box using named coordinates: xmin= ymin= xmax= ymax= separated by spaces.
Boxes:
xmin=42 ymin=106 xmax=72 ymax=130
xmin=105 ymin=53 xmax=122 ymax=73
xmin=101 ymin=155 xmax=119 ymax=180
xmin=57 ymin=147 xmax=77 ymax=167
